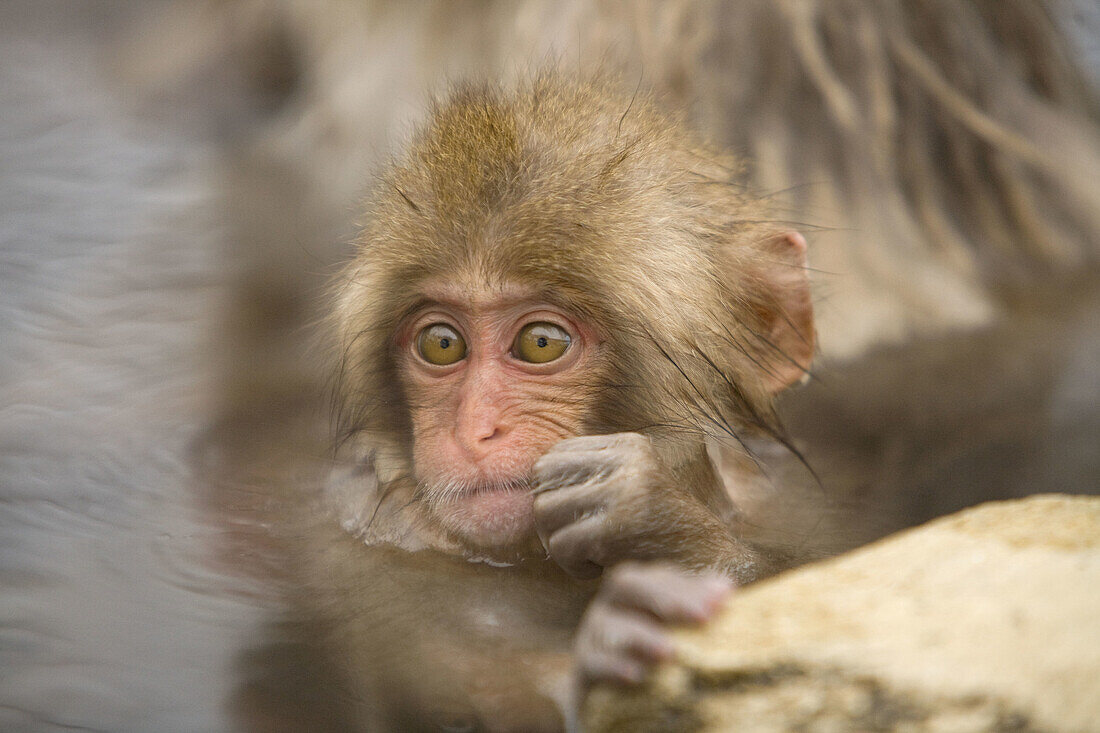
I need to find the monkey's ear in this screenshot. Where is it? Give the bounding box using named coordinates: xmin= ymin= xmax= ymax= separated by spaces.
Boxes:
xmin=753 ymin=232 xmax=815 ymax=394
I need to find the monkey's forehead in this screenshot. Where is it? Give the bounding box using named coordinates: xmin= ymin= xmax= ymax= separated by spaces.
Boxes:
xmin=408 ymin=279 xmax=553 ymax=309
xmin=380 ymin=78 xmax=745 ymax=225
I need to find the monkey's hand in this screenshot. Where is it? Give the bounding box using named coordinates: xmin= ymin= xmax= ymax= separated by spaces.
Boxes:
xmin=574 ymin=562 xmax=731 ymax=688
xmin=532 ymin=433 xmax=758 ymax=580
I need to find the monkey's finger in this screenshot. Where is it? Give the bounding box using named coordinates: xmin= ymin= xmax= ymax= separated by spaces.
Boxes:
xmin=576 ymin=608 xmax=672 ymax=687
xmin=577 ymin=650 xmax=646 ymax=687
xmin=531 ymin=451 xmax=617 ymax=494
xmin=590 ymin=609 xmax=675 ymax=662
xmin=602 ymin=562 xmax=732 ymax=623
xmin=532 ymin=483 xmax=604 ymax=537
xmin=545 ymin=516 xmax=607 ymax=579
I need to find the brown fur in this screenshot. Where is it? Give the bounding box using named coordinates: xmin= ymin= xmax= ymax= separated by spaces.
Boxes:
xmin=131 ymin=0 xmax=1100 ymax=364
xmin=332 ymin=76 xmax=808 ymax=487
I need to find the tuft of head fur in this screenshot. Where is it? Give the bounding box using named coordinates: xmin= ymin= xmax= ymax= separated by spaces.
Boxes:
xmin=332 ymin=75 xmax=805 ymax=466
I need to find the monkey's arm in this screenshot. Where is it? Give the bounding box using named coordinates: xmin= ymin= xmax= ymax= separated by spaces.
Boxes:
xmin=532 ymin=433 xmax=765 ymax=583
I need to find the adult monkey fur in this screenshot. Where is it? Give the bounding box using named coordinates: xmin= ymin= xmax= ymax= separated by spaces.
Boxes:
xmin=120 ymin=0 xmax=1100 ymax=730
xmin=130 ymin=0 xmax=1100 ymax=367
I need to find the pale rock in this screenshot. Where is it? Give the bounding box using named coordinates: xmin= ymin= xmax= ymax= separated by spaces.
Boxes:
xmin=584 ymin=495 xmax=1100 ymax=732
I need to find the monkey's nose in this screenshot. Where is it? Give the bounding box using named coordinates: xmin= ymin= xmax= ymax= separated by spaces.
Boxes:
xmin=455 ymin=416 xmax=509 ymax=460
xmin=469 ymin=424 xmax=508 ymax=453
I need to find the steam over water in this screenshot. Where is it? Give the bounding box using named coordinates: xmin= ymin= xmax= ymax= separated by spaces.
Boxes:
xmin=0 ymin=5 xmax=264 ymax=730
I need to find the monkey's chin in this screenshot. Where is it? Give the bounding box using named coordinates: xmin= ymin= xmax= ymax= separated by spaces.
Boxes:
xmin=431 ymin=486 xmax=540 ymax=561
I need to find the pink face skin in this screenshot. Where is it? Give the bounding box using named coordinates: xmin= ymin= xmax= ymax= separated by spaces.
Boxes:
xmin=395 ymin=283 xmax=600 ymax=558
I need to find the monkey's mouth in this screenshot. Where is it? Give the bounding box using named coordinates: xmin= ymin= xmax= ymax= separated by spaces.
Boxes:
xmin=466 ymin=479 xmax=532 ymax=497
xmin=423 ymin=478 xmax=537 ymax=550
xmin=423 ymin=477 xmax=532 ymax=504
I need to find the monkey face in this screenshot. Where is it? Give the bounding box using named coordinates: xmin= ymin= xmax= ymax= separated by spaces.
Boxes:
xmin=394 ymin=279 xmax=604 ymax=556
xmin=331 ymin=80 xmax=815 ymax=565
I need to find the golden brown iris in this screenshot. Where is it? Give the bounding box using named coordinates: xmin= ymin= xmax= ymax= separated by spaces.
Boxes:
xmin=417 ymin=323 xmax=467 ymax=365
xmin=512 ymin=322 xmax=571 ymax=363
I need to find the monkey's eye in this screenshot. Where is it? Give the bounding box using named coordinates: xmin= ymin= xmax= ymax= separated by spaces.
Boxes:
xmin=417 ymin=323 xmax=467 ymax=365
xmin=512 ymin=322 xmax=571 ymax=364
